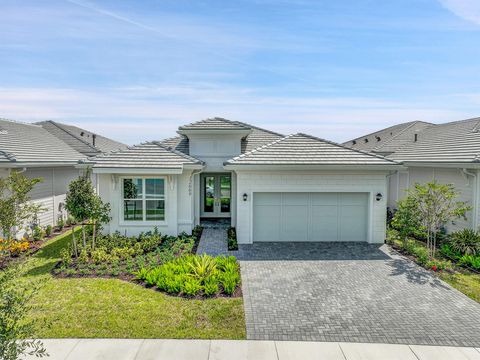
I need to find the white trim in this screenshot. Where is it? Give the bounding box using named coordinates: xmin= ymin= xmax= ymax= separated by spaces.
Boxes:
xmin=119 ymin=176 xmax=168 ymax=226
xmin=224 ymin=164 xmax=405 ymax=171
xmin=402 ymin=162 xmax=480 ymax=169
xmin=93 ymin=168 xmax=183 ymax=174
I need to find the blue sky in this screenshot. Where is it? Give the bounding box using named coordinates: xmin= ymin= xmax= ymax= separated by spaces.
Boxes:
xmin=0 ymin=0 xmax=479 ymax=144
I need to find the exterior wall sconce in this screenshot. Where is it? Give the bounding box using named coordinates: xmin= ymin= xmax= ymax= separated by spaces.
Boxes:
xmin=376 ymin=193 xmax=383 ymax=201
xmin=243 ymin=193 xmax=248 ymax=201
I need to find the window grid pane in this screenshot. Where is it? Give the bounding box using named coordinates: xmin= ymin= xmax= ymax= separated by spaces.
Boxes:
xmin=123 ymin=178 xmax=166 ymax=222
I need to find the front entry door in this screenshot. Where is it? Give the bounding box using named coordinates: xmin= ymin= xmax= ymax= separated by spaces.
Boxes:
xmin=201 ymin=174 xmax=231 ymax=218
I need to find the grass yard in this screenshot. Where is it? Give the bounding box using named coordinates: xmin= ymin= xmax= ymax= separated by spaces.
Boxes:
xmin=22 ymin=231 xmax=246 ymax=339
xmin=439 ymin=272 xmax=480 ymax=304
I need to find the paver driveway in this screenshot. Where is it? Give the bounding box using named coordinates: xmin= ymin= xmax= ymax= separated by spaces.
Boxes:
xmin=236 ymin=242 xmax=480 ymax=346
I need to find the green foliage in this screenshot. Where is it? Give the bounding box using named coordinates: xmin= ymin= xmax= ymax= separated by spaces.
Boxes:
xmin=0 ymin=171 xmax=44 ymax=239
xmin=227 ymin=227 xmax=238 ymax=251
xmin=458 ymin=255 xmax=480 ymax=270
xmin=138 ymin=254 xmax=241 ymax=297
xmin=409 ymin=181 xmax=471 ymax=257
xmin=440 ymin=243 xmax=461 ymax=260
xmin=0 ymin=265 xmax=47 ymax=360
xmin=56 ymin=216 xmax=65 ymax=231
xmin=32 ymin=226 xmax=44 ymax=241
xmin=45 ymin=225 xmax=53 ymax=237
xmin=391 ymin=196 xmax=422 ymax=244
xmin=65 ymin=170 xmax=96 ymax=224
xmin=448 ymin=229 xmax=480 ymax=256
xmin=192 ymin=225 xmax=203 ymax=240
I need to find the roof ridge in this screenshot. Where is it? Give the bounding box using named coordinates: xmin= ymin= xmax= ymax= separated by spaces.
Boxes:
xmin=295 ymin=133 xmax=401 ymax=164
xmin=227 ymin=134 xmax=293 ymax=163
xmin=0 ymin=117 xmax=43 ymax=128
xmin=371 ymin=121 xmax=434 ymax=152
xmin=41 ymin=120 xmax=100 ymax=153
xmin=151 ymin=141 xmax=204 ymax=164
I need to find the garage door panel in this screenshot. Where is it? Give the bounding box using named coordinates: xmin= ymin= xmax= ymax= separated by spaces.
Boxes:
xmin=253 ymin=192 xmax=368 ymax=242
xmin=310 ymin=205 xmax=338 ymax=240
xmin=253 ymin=205 xmax=281 ymax=242
xmin=282 ymin=205 xmax=309 ymax=241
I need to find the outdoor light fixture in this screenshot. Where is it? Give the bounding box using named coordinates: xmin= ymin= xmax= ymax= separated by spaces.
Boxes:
xmin=243 ymin=193 xmax=248 ymax=201
xmin=376 ymin=193 xmax=383 ymax=201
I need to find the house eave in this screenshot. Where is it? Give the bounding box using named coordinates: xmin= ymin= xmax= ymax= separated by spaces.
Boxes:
xmin=223 ymin=164 xmax=406 ymax=171
xmin=91 ymin=163 xmax=204 ymax=174
xmin=0 ymin=161 xmax=82 ymax=168
xmin=401 ymin=161 xmax=480 ymax=169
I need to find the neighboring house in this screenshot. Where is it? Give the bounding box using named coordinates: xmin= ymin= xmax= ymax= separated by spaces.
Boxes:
xmin=344 ymin=117 xmax=480 ymax=231
xmin=0 ymin=118 xmax=126 ymax=234
xmin=88 ymin=117 xmax=402 ymax=244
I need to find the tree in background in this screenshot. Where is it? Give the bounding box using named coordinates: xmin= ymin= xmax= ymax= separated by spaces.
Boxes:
xmin=410 ymin=181 xmax=471 ymax=257
xmin=0 ymin=265 xmax=47 ymax=360
xmin=0 ymin=171 xmax=43 ymax=240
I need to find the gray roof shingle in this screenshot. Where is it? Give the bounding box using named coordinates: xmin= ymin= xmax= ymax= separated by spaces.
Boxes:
xmin=37 ymin=120 xmax=127 ymax=156
xmin=88 ymin=142 xmax=203 ymax=169
xmin=178 ymin=117 xmax=252 ymax=131
xmin=389 ymin=117 xmax=480 ymax=163
xmin=226 ymin=133 xmax=400 ymax=166
xmin=344 ymin=121 xmax=433 ymax=153
xmin=0 ymin=118 xmax=86 ymax=164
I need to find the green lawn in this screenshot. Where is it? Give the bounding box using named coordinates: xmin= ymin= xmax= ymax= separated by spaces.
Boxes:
xmin=22 ymin=231 xmax=246 ymax=339
xmin=439 ymin=272 xmax=480 ymax=304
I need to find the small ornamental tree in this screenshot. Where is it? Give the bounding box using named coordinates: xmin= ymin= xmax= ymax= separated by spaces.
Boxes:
xmin=0 ymin=171 xmax=44 ymax=239
xmin=409 ymin=181 xmax=471 ymax=257
xmin=65 ymin=169 xmax=96 ymax=254
xmin=0 ymin=265 xmax=47 ymax=360
xmin=90 ymin=196 xmax=111 ymax=250
xmin=391 ymin=195 xmax=422 ymax=247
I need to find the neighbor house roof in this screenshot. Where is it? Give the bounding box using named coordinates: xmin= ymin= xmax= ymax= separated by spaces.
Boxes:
xmin=87 ymin=142 xmax=204 ymax=172
xmin=0 ymin=118 xmax=86 ymax=165
xmin=343 ymin=121 xmax=433 ymax=153
xmin=37 ymin=120 xmax=127 ymax=156
xmin=388 ymin=117 xmax=480 ymax=163
xmin=158 ymin=118 xmax=284 ymax=155
xmin=225 ymin=133 xmax=401 ymax=167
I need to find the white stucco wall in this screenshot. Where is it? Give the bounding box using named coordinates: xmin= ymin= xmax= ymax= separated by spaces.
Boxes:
xmin=234 ymin=170 xmax=389 ymax=244
xmin=98 ymin=172 xmax=194 ymax=237
xmin=389 ymin=166 xmax=477 ymax=231
xmin=187 ymin=133 xmax=244 ymax=172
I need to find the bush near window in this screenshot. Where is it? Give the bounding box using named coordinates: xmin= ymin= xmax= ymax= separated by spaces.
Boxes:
xmin=134 ymin=254 xmax=241 ymax=297
xmin=55 ymin=228 xmax=198 ymax=277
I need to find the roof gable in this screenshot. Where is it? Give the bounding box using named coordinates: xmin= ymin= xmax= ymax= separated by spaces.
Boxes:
xmin=178 ymin=117 xmax=252 ymax=131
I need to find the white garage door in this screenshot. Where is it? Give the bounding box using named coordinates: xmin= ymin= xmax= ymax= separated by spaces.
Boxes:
xmin=253 ymin=192 xmax=369 ymax=242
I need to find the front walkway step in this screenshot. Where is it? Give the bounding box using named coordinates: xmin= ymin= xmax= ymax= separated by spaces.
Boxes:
xmin=24 ymin=339 xmax=480 ymax=360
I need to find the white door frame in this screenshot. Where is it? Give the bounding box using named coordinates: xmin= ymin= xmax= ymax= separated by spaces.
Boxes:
xmin=200 ymin=173 xmax=232 ymax=218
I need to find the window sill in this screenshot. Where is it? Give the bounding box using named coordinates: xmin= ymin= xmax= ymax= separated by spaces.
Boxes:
xmin=119 ymin=221 xmax=168 ymax=227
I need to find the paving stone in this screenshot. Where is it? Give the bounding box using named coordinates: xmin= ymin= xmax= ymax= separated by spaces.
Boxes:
xmin=135 ymin=339 xmax=210 ymax=360
xmin=209 ymin=340 xmax=277 ymax=360
xmin=65 ymin=339 xmax=143 ymax=360
xmin=409 ymin=345 xmax=480 ymax=360
xmin=275 ymin=341 xmax=345 ymax=360
xmin=340 ymin=343 xmax=417 ymax=360
xmin=23 ymin=339 xmax=79 ymax=360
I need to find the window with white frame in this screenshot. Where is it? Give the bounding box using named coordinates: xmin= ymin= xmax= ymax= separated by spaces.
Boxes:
xmin=122 ymin=178 xmax=165 ymax=221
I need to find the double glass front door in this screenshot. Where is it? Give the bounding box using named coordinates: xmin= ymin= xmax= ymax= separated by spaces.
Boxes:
xmin=201 ymin=174 xmax=231 ymax=218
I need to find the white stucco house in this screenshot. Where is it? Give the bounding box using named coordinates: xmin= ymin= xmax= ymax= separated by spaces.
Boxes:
xmin=345 ymin=117 xmax=480 ymax=232
xmin=0 ymin=118 xmax=126 ymax=231
xmin=88 ymin=118 xmax=403 ymax=244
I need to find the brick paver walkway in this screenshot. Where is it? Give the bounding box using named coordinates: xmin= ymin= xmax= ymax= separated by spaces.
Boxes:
xmin=198 ymin=232 xmax=480 ymax=346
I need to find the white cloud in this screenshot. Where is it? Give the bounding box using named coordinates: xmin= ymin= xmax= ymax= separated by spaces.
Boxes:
xmin=0 ymin=86 xmax=476 ymax=145
xmin=439 ymin=0 xmax=480 ymax=25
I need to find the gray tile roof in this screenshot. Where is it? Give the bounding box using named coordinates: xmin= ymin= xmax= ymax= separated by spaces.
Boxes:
xmin=225 ymin=133 xmax=399 ymax=166
xmin=178 ymin=117 xmax=252 ymax=130
xmin=88 ymin=142 xmax=203 ymax=169
xmin=37 ymin=120 xmax=127 ymax=156
xmin=0 ymin=118 xmax=86 ymax=164
xmin=158 ymin=118 xmax=285 ymax=155
xmin=343 ymin=121 xmax=433 ymax=152
xmin=389 ymin=117 xmax=480 ymax=163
